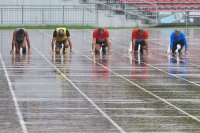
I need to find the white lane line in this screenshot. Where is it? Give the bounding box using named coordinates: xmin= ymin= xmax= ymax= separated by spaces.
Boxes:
xmin=17 ymin=99 xmax=147 ymax=103
xmin=148 ymin=39 xmax=200 ymax=57
xmin=2 ymin=74 xmax=164 ymax=77
xmin=6 ymin=107 xmax=174 ymax=110
xmin=65 ymin=32 xmax=200 ymax=123
xmin=114 ymin=36 xmax=200 ymax=65
xmin=151 ymin=51 xmax=200 ymax=68
xmin=73 ymin=49 xmax=200 ymax=123
xmin=7 ymin=74 xmax=167 ymax=77
xmin=113 ymin=50 xmax=200 ymax=87
xmin=72 ymin=30 xmax=200 ymax=87
xmin=148 ymin=41 xmax=200 ymax=68
xmin=0 ymin=54 xmax=28 ymax=133
xmin=34 ymin=30 xmax=126 ymax=133
xmin=114 ymin=41 xmax=200 ymax=86
xmin=41 ymin=29 xmax=200 ymax=122
xmin=19 ymin=113 xmax=191 ymax=118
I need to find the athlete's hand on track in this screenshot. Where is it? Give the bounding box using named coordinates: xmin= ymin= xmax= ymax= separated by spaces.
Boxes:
xmin=51 ymin=50 xmax=55 ymax=54
xmin=28 ymin=50 xmax=31 ymax=55
xmin=70 ymin=50 xmax=74 ymax=54
xmin=168 ymin=51 xmax=172 ymax=55
xmin=185 ymin=51 xmax=189 ymax=55
xmin=10 ymin=50 xmax=14 ymax=55
xmin=129 ymin=51 xmax=134 ymax=54
xmin=130 ymin=51 xmax=139 ymax=55
xmin=90 ymin=51 xmax=95 ymax=55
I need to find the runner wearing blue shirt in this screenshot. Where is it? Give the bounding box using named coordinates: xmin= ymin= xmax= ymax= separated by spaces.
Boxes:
xmin=169 ymin=29 xmax=188 ymax=55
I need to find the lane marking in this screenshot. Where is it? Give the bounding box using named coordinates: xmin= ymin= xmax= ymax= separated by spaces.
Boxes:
xmin=74 ymin=49 xmax=200 ymax=123
xmin=0 ymin=54 xmax=28 ymax=133
xmin=41 ymin=29 xmax=200 ymax=124
xmin=34 ymin=30 xmax=126 ymax=133
xmin=148 ymin=40 xmax=200 ymax=68
xmin=71 ymin=30 xmax=200 ymax=87
xmin=4 ymin=107 xmax=196 ymax=111
xmin=113 ymin=50 xmax=200 ymax=87
xmin=61 ymin=31 xmax=200 ymax=123
xmin=148 ymin=39 xmax=200 ymax=57
xmin=114 ymin=41 xmax=200 ymax=86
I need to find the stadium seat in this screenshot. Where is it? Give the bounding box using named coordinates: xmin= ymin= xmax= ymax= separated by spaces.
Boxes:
xmin=171 ymin=0 xmax=179 ymax=2
xmin=156 ymin=0 xmax=164 ymax=2
xmin=148 ymin=0 xmax=156 ymax=2
xmin=164 ymin=0 xmax=171 ymax=2
xmin=157 ymin=0 xmax=171 ymax=2
xmin=123 ymin=0 xmax=200 ymax=12
xmin=187 ymin=0 xmax=194 ymax=2
xmin=127 ymin=0 xmax=143 ymax=2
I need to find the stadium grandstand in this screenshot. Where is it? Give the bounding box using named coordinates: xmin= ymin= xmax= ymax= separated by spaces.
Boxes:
xmin=85 ymin=0 xmax=200 ymax=26
xmin=0 ymin=0 xmax=199 ymax=27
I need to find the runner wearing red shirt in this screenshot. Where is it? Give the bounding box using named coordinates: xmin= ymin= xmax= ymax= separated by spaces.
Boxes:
xmin=130 ymin=28 xmax=148 ymax=54
xmin=91 ymin=28 xmax=111 ymax=54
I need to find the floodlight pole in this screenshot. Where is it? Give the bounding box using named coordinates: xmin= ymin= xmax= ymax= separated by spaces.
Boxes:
xmin=125 ymin=0 xmax=127 ymax=19
xmin=156 ymin=4 xmax=158 ymax=24
xmin=185 ymin=11 xmax=188 ymax=27
xmin=144 ymin=0 xmax=159 ymax=25
xmin=94 ymin=0 xmax=97 ymax=26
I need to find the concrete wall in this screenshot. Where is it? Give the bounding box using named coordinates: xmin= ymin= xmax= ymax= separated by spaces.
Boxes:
xmin=97 ymin=11 xmax=139 ymax=27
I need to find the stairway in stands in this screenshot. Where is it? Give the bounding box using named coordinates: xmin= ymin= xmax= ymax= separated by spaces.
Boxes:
xmin=81 ymin=0 xmax=156 ymax=25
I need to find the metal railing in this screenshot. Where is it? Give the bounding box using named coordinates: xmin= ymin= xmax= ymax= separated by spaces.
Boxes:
xmin=0 ymin=5 xmax=97 ymax=26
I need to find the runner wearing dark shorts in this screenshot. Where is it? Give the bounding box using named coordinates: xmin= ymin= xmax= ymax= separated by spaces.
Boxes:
xmin=91 ymin=28 xmax=111 ymax=54
xmin=51 ymin=27 xmax=72 ymax=53
xmin=169 ymin=29 xmax=189 ymax=55
xmin=10 ymin=28 xmax=31 ymax=54
xmin=130 ymin=28 xmax=148 ymax=54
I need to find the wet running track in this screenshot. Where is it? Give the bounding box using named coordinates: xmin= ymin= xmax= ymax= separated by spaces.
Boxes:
xmin=1 ymin=28 xmax=200 ymax=133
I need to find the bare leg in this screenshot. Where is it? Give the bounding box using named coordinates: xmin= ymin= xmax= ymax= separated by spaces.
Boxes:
xmin=21 ymin=39 xmax=27 ymax=54
xmin=15 ymin=42 xmax=20 ymax=54
xmin=55 ymin=42 xmax=61 ymax=53
xmin=63 ymin=40 xmax=69 ymax=53
xmin=95 ymin=44 xmax=101 ymax=53
xmin=105 ymin=40 xmax=111 ymax=49
xmin=21 ymin=39 xmax=26 ymax=49
xmin=63 ymin=39 xmax=69 ymax=49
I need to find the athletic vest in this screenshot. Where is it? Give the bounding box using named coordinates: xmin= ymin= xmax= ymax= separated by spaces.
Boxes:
xmin=16 ymin=28 xmax=26 ymax=42
xmin=55 ymin=28 xmax=68 ymax=41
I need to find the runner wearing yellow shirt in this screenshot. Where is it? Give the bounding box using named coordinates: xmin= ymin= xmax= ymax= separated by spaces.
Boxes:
xmin=51 ymin=27 xmax=72 ymax=53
